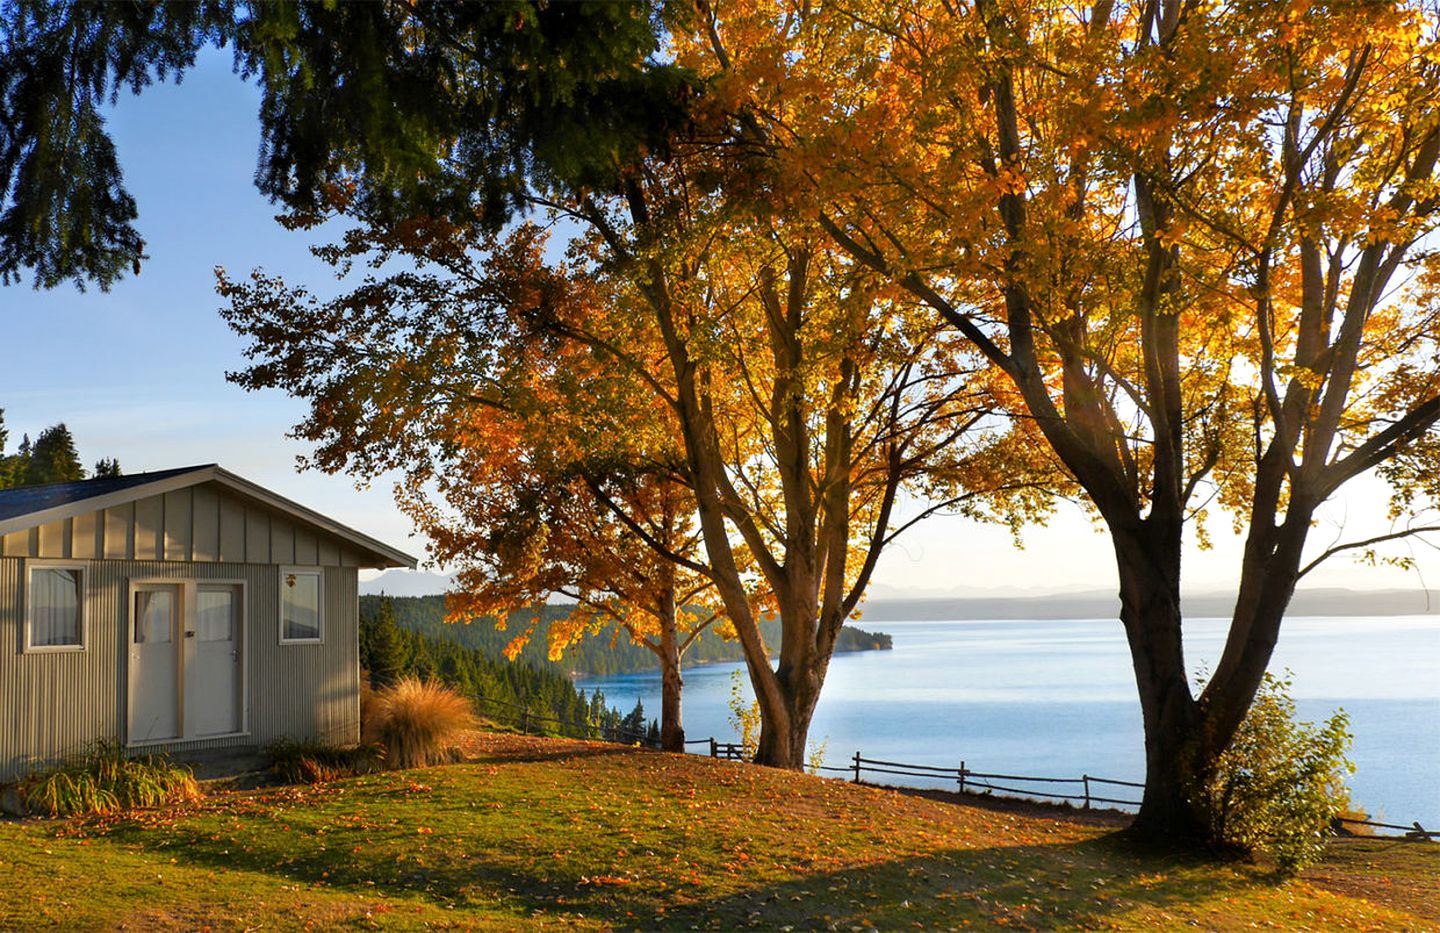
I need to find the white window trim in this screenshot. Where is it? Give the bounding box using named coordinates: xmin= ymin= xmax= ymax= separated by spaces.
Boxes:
xmin=278 ymin=566 xmax=325 ymax=645
xmin=23 ymin=560 xmax=87 ymax=653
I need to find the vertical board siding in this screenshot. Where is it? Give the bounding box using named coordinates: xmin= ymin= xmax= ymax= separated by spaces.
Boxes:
xmin=0 ymin=557 xmax=361 ymax=779
xmin=133 ymin=496 xmax=163 ymax=560
xmin=191 ymin=487 xmax=219 ymax=562
xmin=103 ymin=505 xmax=132 ymax=559
xmin=37 ymin=521 xmax=65 ymax=559
xmin=270 ymin=519 xmax=295 ymax=566
xmin=218 ymin=496 xmax=246 ymax=563
xmin=1 ymin=530 xmax=27 ymax=557
xmin=1 ymin=484 xmax=366 ymax=569
xmin=72 ymin=512 xmax=100 ymax=560
xmin=295 ymin=529 xmax=318 ymax=567
xmin=163 ymin=489 xmax=193 ymax=561
xmin=245 ymin=510 xmax=269 ymax=564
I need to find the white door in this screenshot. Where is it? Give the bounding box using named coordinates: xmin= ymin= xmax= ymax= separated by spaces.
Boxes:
xmin=129 ymin=585 xmax=182 ymax=742
xmin=190 ymin=586 xmax=243 ymax=736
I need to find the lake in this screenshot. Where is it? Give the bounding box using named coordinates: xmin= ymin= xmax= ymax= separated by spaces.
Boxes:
xmin=576 ymin=616 xmax=1440 ymax=828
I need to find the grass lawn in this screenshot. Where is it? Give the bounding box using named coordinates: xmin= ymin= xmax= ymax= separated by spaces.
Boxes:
xmin=0 ymin=732 xmax=1433 ymax=931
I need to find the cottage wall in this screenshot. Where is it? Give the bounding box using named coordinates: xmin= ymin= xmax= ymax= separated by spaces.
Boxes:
xmin=0 ymin=482 xmax=366 ymax=779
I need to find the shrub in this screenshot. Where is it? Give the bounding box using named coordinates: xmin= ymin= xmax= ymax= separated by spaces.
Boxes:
xmin=726 ymin=669 xmax=761 ymax=759
xmin=1196 ymin=672 xmax=1353 ymax=875
xmin=363 ymin=677 xmax=474 ymax=769
xmin=266 ymin=739 xmax=383 ymax=784
xmin=13 ymin=741 xmax=201 ymax=817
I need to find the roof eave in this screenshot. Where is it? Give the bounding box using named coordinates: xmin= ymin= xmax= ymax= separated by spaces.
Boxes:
xmin=0 ymin=466 xmax=418 ymax=570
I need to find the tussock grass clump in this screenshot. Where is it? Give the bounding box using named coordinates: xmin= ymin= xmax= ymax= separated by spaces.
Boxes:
xmin=13 ymin=741 xmax=200 ymax=817
xmin=266 ymin=739 xmax=384 ymax=784
xmin=364 ymin=677 xmax=474 ymax=769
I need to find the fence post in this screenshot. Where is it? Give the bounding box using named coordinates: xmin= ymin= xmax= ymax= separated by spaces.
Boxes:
xmin=958 ymin=760 xmax=966 ymax=796
xmin=710 ymin=737 xmax=718 ymax=758
xmin=521 ymin=706 xmax=530 ymax=735
xmin=852 ymin=751 xmax=861 ymax=783
xmin=1082 ymin=775 xmax=1091 ymax=810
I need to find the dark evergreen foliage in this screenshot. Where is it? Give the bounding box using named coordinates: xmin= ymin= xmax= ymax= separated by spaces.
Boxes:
xmin=92 ymin=457 xmax=122 ymax=478
xmin=0 ymin=0 xmax=689 ymax=290
xmin=363 ymin=594 xmax=892 ymax=679
xmin=0 ymin=0 xmax=233 ymax=289
xmin=358 ymin=596 xmax=404 ymax=689
xmin=24 ymin=423 xmax=83 ymax=485
xmin=359 ymin=595 xmax=617 ymax=735
xmin=0 ymin=408 xmax=128 ymax=490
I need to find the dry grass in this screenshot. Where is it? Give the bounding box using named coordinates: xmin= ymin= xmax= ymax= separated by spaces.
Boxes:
xmin=363 ymin=677 xmax=474 ymax=769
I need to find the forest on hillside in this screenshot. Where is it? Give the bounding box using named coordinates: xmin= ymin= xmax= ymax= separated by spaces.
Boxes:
xmin=362 ymin=595 xmax=892 ymax=678
xmin=359 ymin=597 xmax=660 ymax=742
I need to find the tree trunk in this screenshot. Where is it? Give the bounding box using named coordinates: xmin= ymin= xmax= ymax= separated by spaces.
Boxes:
xmin=753 ymin=650 xmax=824 ymax=769
xmin=657 ymin=607 xmax=686 ymax=753
xmin=1113 ymin=528 xmax=1208 ymax=843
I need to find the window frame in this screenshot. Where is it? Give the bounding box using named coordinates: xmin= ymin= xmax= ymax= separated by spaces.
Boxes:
xmin=277 ymin=566 xmax=324 ymax=645
xmin=23 ymin=560 xmax=88 ymax=653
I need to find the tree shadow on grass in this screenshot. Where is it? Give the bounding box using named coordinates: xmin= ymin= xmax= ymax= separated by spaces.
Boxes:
xmin=95 ymin=815 xmax=1275 ymax=931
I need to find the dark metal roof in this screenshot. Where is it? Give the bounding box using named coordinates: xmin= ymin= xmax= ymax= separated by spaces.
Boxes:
xmin=0 ymin=465 xmax=211 ymax=523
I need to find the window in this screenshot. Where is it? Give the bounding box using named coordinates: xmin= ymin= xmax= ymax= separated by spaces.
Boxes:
xmin=197 ymin=587 xmax=237 ymax=642
xmin=279 ymin=568 xmax=322 ymax=643
xmin=27 ymin=563 xmax=84 ymax=651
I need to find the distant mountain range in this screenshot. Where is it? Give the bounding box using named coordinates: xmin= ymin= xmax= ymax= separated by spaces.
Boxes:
xmin=361 ymin=570 xmax=1436 ymax=619
xmin=858 ymin=587 xmax=1438 ymax=621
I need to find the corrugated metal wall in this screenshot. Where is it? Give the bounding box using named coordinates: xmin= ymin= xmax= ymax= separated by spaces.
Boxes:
xmin=0 ymin=482 xmax=366 ymax=779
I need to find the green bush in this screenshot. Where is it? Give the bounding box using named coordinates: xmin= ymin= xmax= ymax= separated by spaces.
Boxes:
xmin=13 ymin=741 xmax=201 ymax=817
xmin=1197 ymin=672 xmax=1353 ymax=875
xmin=266 ymin=739 xmax=384 ymax=784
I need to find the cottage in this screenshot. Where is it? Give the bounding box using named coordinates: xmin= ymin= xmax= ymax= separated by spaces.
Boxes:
xmin=0 ymin=465 xmax=415 ymax=779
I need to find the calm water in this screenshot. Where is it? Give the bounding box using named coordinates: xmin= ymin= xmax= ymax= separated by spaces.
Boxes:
xmin=577 ymin=616 xmax=1440 ymax=827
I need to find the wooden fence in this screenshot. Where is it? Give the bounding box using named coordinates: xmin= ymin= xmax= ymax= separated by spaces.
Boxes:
xmin=827 ymin=751 xmax=1144 ymax=809
xmin=702 ymin=742 xmax=1436 ymax=840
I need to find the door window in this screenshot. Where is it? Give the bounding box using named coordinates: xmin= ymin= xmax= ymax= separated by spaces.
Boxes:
xmin=134 ymin=590 xmax=175 ymax=644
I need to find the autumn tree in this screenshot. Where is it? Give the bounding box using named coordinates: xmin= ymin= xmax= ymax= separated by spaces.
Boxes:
xmin=221 ymin=221 xmax=724 ymax=752
xmin=540 ymin=178 xmax=1039 ymax=769
xmin=699 ymin=0 xmax=1440 ymax=837
xmin=221 ymin=163 xmax=1040 ymax=770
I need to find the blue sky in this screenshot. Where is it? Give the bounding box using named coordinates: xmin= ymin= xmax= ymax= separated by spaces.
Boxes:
xmin=2 ymin=49 xmax=1434 ymax=596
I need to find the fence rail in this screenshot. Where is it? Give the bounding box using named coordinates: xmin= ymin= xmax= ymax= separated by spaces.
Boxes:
xmin=839 ymin=752 xmax=1144 ymax=810
xmin=703 ymin=744 xmax=1432 ymax=839
xmin=465 ymin=691 xmax=1432 ymax=841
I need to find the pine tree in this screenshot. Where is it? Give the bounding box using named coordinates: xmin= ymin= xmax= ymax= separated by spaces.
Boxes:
xmin=92 ymin=457 xmax=122 ymax=478
xmin=0 ymin=410 xmax=10 ymax=490
xmin=359 ymin=596 xmax=405 ymax=689
xmin=24 ymin=423 xmax=83 ymax=486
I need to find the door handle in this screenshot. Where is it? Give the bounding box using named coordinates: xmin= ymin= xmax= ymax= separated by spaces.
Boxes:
xmin=185 ymin=631 xmax=196 ymax=638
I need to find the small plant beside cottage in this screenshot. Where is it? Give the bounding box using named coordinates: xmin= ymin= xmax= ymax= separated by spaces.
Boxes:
xmin=5 ymin=741 xmax=200 ymax=818
xmin=363 ymin=676 xmax=474 ymax=769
